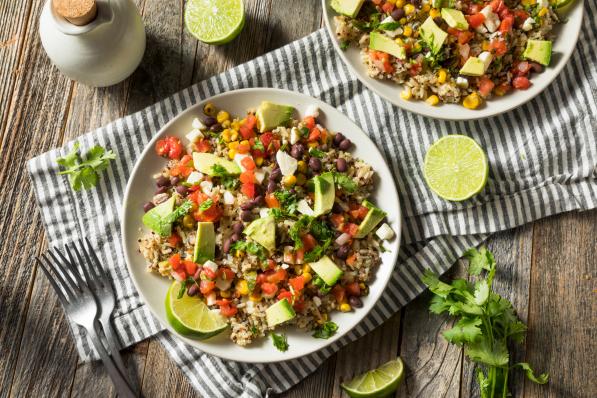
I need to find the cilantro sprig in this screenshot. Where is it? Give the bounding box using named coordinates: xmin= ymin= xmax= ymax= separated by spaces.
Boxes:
xmin=230 ymin=240 xmax=268 ymax=261
xmin=270 ymin=332 xmax=288 ymax=352
xmin=422 ymin=247 xmax=548 ymax=398
xmin=312 ymin=321 xmax=338 ymax=339
xmin=56 ymin=142 xmax=116 ymax=191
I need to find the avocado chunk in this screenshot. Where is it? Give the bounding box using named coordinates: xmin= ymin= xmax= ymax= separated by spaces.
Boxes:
xmin=441 ymin=8 xmax=469 ymax=30
xmin=192 ymin=152 xmax=241 ymax=175
xmin=142 ymin=196 xmax=176 ymax=236
xmin=266 ymin=298 xmax=296 ymax=327
xmin=256 ymin=101 xmax=295 ymax=132
xmin=193 ymin=222 xmax=215 ymax=263
xmin=369 ymin=32 xmax=406 ymax=60
xmin=309 ymin=255 xmax=343 ymax=286
xmin=522 ymin=40 xmax=552 ymax=66
xmin=459 ymin=57 xmax=485 ymax=76
xmin=243 ymin=215 xmax=276 ymax=252
xmin=419 ymin=16 xmax=448 ymax=54
xmin=313 ymin=172 xmax=335 ymax=216
xmin=331 ymin=0 xmax=365 ymax=17
xmin=356 ymin=200 xmax=386 ymax=238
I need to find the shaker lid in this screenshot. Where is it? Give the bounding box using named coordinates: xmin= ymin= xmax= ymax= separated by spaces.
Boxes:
xmin=52 ymin=0 xmax=97 ymax=26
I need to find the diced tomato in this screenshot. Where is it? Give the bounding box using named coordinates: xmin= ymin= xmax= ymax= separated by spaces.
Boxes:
xmin=194 ymin=139 xmax=211 ymax=153
xmin=261 ymin=282 xmax=279 ymax=298
xmin=289 ymin=276 xmax=306 ymax=292
xmin=183 ymin=260 xmax=198 ymax=276
xmin=343 ymin=222 xmax=359 ymax=237
xmin=447 ymin=27 xmax=460 ymax=36
xmin=514 ymin=61 xmax=532 ymax=76
xmin=331 ymin=285 xmax=346 ymax=304
xmin=194 ymin=203 xmax=222 ymax=222
xmin=370 ymin=50 xmax=395 ymax=74
xmin=168 ymin=233 xmax=182 ymax=247
xmin=512 ymin=76 xmax=531 ymax=90
xmin=199 ymin=280 xmax=215 ymax=295
xmin=265 ymin=193 xmax=280 ymax=208
xmin=155 ymin=136 xmax=183 ymax=160
xmin=260 ymin=132 xmax=275 ymax=153
xmin=293 ymin=298 xmax=306 ymax=312
xmin=295 ymin=248 xmax=305 ymax=264
xmin=466 ymin=3 xmax=482 ymax=14
xmin=489 ymin=0 xmax=504 ymax=12
xmin=237 ymin=141 xmax=251 ymax=154
xmin=277 ymin=290 xmax=293 ymax=302
xmin=241 ymin=182 xmax=256 ymax=198
xmin=371 ymin=0 xmax=382 ymax=4
xmin=239 ymin=115 xmax=257 ymax=140
xmin=499 ymin=15 xmax=514 ymax=33
xmin=408 ymin=62 xmax=422 ymax=77
xmin=169 ymin=164 xmax=193 ymax=177
xmin=168 ymin=253 xmax=182 ymax=271
xmin=381 ymin=2 xmax=394 ymax=13
xmin=330 ymin=213 xmax=345 ymax=228
xmin=179 ymin=154 xmax=193 ymax=166
xmin=350 ymin=205 xmax=369 ymax=220
xmin=513 ymin=10 xmax=529 ymax=26
xmin=267 ymin=269 xmax=288 ymax=284
xmin=240 ymin=170 xmax=256 ymax=184
xmin=467 ymin=13 xmax=485 ymax=28
xmin=308 ymin=127 xmax=321 ymax=142
xmin=188 ymin=190 xmax=207 ymax=204
xmin=489 ymin=38 xmax=508 ymax=56
xmin=155 ymin=139 xmax=169 ymax=157
xmin=494 ymin=82 xmax=511 ymax=96
xmin=244 ymin=114 xmax=257 ymax=130
xmin=218 ymin=301 xmax=238 ymax=317
xmin=304 ymin=116 xmax=316 ymax=130
xmin=478 ymin=76 xmax=496 ymax=97
xmin=346 ymin=253 xmax=357 ymax=267
xmin=498 ymin=7 xmax=512 ymax=19
xmin=256 ymin=272 xmax=269 ymax=285
xmin=267 ymin=259 xmax=276 ymax=270
xmin=301 ymin=234 xmax=318 ymax=252
xmin=217 ymin=267 xmax=235 ymax=281
xmin=202 ymin=267 xmax=217 ymax=280
xmin=239 ymin=125 xmax=255 ymax=140
xmin=345 ymin=282 xmax=361 ymax=297
xmin=458 ymin=31 xmax=474 ymax=45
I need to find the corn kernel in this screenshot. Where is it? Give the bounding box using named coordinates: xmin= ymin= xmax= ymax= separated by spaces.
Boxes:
xmin=228 ymin=149 xmax=237 ymax=160
xmin=538 ymin=7 xmax=548 ymax=16
xmin=321 ymin=313 xmax=328 ymax=321
xmin=429 ymin=8 xmax=440 ymax=18
xmin=482 ymin=40 xmax=490 ymax=51
xmin=239 ymin=139 xmax=250 ymax=147
xmin=521 ymin=0 xmax=536 ymax=5
xmin=249 ymin=292 xmax=262 ymax=302
xmin=339 ymin=303 xmax=352 ymax=312
xmin=404 ymin=4 xmax=415 ymax=15
xmin=231 ymin=120 xmax=241 ymax=130
xmin=359 ymin=282 xmax=366 ymax=290
xmin=422 ymin=3 xmax=430 ymax=12
xmin=228 ymin=141 xmax=239 ymax=149
xmin=437 ymin=69 xmax=447 ymax=84
xmin=302 ymin=272 xmax=312 ymax=283
xmin=413 ymin=42 xmax=422 ymax=52
xmin=295 ymin=173 xmax=306 ymax=186
xmin=403 ymin=26 xmax=413 ymax=37
xmin=394 ymin=37 xmax=405 ymax=46
xmin=387 ymin=0 xmax=396 ymax=3
xmin=220 ymin=290 xmax=231 ymax=298
xmin=236 ymin=279 xmax=249 ymax=295
xmin=254 ymin=156 xmax=264 ymax=167
xmin=395 ymin=0 xmax=404 ymax=8
xmin=463 ymin=92 xmax=482 ymax=110
xmin=400 ymin=87 xmax=412 ymax=100
xmin=282 ymin=175 xmax=297 ymax=187
xmin=222 ymin=120 xmax=231 ymax=128
xmin=221 ymin=129 xmax=232 ymax=142
xmin=426 ymin=95 xmax=440 ymax=106
xmin=399 ymin=17 xmax=407 ymax=24
xmin=230 ymin=131 xmax=239 ymax=141
xmin=216 ymin=110 xmax=230 ymax=124
xmin=297 ymin=160 xmax=307 ymax=173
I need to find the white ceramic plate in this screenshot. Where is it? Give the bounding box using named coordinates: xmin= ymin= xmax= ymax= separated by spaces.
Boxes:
xmin=121 ymin=88 xmax=401 ymax=363
xmin=322 ymin=0 xmax=584 ymax=120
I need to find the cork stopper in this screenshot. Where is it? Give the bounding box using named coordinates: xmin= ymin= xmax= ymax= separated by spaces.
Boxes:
xmin=52 ymin=0 xmax=97 ymax=26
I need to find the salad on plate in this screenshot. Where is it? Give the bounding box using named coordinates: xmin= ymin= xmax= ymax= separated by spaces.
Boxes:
xmin=137 ymin=100 xmax=395 ymax=347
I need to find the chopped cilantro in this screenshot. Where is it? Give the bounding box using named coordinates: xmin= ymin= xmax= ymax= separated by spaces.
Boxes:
xmin=230 ymin=240 xmax=268 ymax=260
xmin=333 ymin=172 xmax=357 ymax=193
xmin=299 ymin=127 xmax=310 ymax=137
xmin=309 ymin=148 xmax=326 ymax=158
xmin=312 ymin=321 xmax=338 ymax=339
xmin=270 ymin=332 xmax=288 ymax=352
xmin=211 ymin=164 xmax=239 ymax=190
xmin=198 ymin=199 xmax=214 ymax=212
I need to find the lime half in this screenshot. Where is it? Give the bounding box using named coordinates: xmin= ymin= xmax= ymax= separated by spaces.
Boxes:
xmin=184 ymin=0 xmax=245 ymax=45
xmin=423 ymin=135 xmax=488 ymax=201
xmin=341 ymin=357 xmax=405 ymax=398
xmin=165 ymin=281 xmax=228 ymax=339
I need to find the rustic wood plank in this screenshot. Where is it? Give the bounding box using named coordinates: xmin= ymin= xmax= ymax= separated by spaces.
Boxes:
xmin=460 ymin=225 xmax=534 ymax=398
xmin=524 ymin=210 xmax=597 ymax=398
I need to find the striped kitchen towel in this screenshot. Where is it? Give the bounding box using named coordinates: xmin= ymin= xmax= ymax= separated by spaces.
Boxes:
xmin=27 ymin=4 xmax=596 ymax=397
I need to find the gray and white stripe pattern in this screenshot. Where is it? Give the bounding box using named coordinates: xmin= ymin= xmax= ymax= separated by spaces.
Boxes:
xmin=28 ymin=3 xmax=596 ymax=396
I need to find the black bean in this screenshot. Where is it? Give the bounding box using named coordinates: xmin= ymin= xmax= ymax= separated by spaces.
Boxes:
xmin=308 ymin=157 xmax=322 ymax=171
xmin=240 ymin=210 xmax=254 ymax=222
xmin=210 ymin=123 xmax=222 ymax=132
xmin=336 ymin=245 xmax=350 ymax=260
xmin=187 ymin=284 xmax=199 ymax=297
xmin=411 ymin=0 xmax=421 ymax=7
xmin=290 ymin=143 xmax=305 ymax=159
xmin=333 ymin=132 xmax=345 ymax=146
xmin=155 ymin=186 xmax=169 ymax=194
xmin=143 ymin=202 xmax=155 ymax=212
xmin=267 ymin=180 xmax=277 ymax=193
xmin=232 ymin=222 xmax=244 ymax=235
xmin=349 ymin=296 xmax=363 ymax=308
xmin=391 ymin=8 xmax=405 ymax=20
xmin=170 ymin=176 xmax=180 ymax=185
xmin=240 ymin=201 xmax=254 ymax=211
xmin=319 ymin=144 xmax=328 ymax=151
xmin=336 ymin=158 xmax=348 ymax=172
xmin=338 ymin=138 xmax=352 ymax=151
xmin=332 ymin=203 xmax=344 ymax=214
xmin=269 ymin=168 xmax=282 ymax=182
xmin=253 ymin=195 xmax=264 ymax=207
xmin=530 ymin=62 xmax=543 ymax=73
xmin=222 ymin=238 xmax=231 ymax=254
xmin=202 ymin=116 xmax=217 ymax=127
xmin=175 ymin=185 xmax=188 ymax=196
xmin=156 ymin=175 xmax=170 ymax=187
xmin=193 ymin=269 xmax=202 ymax=280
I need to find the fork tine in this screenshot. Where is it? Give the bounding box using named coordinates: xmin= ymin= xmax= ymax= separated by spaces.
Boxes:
xmin=41 ymin=253 xmax=78 ymax=299
xmin=77 ymin=239 xmax=100 ymax=289
xmin=84 ymin=238 xmax=109 ymax=289
xmin=48 ymin=249 xmax=80 ymax=293
xmin=36 ymin=257 xmax=71 ymax=304
xmin=63 ymin=243 xmax=90 ymax=291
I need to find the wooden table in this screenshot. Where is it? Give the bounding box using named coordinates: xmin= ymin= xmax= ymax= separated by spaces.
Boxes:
xmin=1 ymin=1 xmax=595 ymax=397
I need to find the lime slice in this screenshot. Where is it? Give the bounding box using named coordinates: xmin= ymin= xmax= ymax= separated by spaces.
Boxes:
xmin=165 ymin=281 xmax=228 ymax=339
xmin=184 ymin=0 xmax=245 ymax=45
xmin=423 ymin=135 xmax=488 ymax=201
xmin=341 ymin=357 xmax=405 ymax=398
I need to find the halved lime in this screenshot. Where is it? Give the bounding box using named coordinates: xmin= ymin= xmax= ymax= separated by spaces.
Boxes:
xmin=341 ymin=357 xmax=405 ymax=398
xmin=165 ymin=281 xmax=228 ymax=339
xmin=423 ymin=135 xmax=488 ymax=201
xmin=184 ymin=0 xmax=245 ymax=45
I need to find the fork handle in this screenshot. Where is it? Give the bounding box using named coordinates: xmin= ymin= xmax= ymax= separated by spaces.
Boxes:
xmin=98 ymin=317 xmax=133 ymax=388
xmin=88 ymin=328 xmax=137 ymax=398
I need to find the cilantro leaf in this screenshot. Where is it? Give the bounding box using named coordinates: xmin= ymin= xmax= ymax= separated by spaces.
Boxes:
xmin=164 ymin=200 xmax=193 ymax=224
xmin=270 ymin=332 xmax=288 ymax=352
xmin=512 ymin=363 xmax=549 ymax=384
xmin=230 ymin=240 xmax=268 ymax=260
xmin=473 ymin=280 xmax=489 ymax=305
xmin=333 ymin=172 xmax=357 ymax=193
xmin=312 ymin=321 xmax=338 ymax=339
xmin=463 ymin=247 xmax=495 ymax=276
xmin=56 ymin=142 xmax=116 ymax=191
xmin=199 ymin=199 xmax=214 ymax=212
xmin=442 ymin=317 xmax=482 ymax=344
xmin=252 ymin=138 xmax=265 ymax=152
xmin=274 ymin=190 xmax=299 ymax=215
xmin=211 ymin=164 xmax=240 ymax=190
xmin=309 ymin=148 xmax=325 ymax=158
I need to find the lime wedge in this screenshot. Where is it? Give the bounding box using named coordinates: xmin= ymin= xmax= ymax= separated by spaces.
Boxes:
xmin=184 ymin=0 xmax=245 ymax=45
xmin=423 ymin=135 xmax=488 ymax=201
xmin=341 ymin=357 xmax=405 ymax=398
xmin=165 ymin=281 xmax=228 ymax=339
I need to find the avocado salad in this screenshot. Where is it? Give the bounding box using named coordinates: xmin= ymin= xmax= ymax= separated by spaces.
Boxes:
xmin=331 ymin=0 xmax=562 ymax=109
xmin=138 ymin=100 xmax=395 ymax=347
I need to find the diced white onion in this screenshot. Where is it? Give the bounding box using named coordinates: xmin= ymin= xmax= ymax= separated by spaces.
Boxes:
xmin=259 ymin=207 xmax=271 ymax=218
xmin=478 ymin=51 xmax=493 ymax=72
xmin=234 ymin=153 xmax=251 ymax=171
xmin=297 ymin=199 xmax=314 ymax=216
xmin=206 ymin=292 xmax=217 ymax=306
xmin=192 ymin=118 xmax=206 ymax=130
xmin=186 ymin=171 xmax=203 ymax=185
xmin=203 ymin=260 xmax=218 ymax=273
xmin=376 ymin=223 xmax=395 ymax=240
xmin=223 ymin=190 xmax=235 ymax=205
xmin=215 ymin=277 xmax=232 ymax=291
xmin=254 ymin=168 xmax=266 ymax=184
xmin=276 ymin=150 xmax=298 ymax=176
xmin=522 ymin=17 xmax=534 ymax=31
xmin=290 ymin=127 xmax=301 ymax=145
xmin=456 ymin=76 xmax=469 ymax=88
xmin=171 ymin=271 xmax=184 ymax=281
xmin=185 ymin=128 xmax=204 ymax=143
xmin=200 ymin=180 xmax=213 ymax=194
xmin=335 ymin=232 xmax=352 ymax=246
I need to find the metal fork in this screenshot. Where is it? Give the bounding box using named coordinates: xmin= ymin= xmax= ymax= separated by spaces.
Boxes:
xmin=37 ymin=245 xmax=136 ymax=398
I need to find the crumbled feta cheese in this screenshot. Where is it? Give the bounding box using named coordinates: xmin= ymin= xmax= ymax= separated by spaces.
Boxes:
xmin=191 ymin=118 xmax=206 ymax=130
xmin=304 ymin=105 xmax=320 ymax=118
xmin=480 ymin=6 xmax=500 ymax=33
xmin=254 ymin=168 xmax=266 ymax=184
xmin=200 ymin=180 xmax=213 ymax=194
xmin=259 ymin=207 xmax=271 ymax=218
xmin=203 ymin=260 xmax=218 ymax=273
xmin=297 ymin=199 xmax=314 ymax=216
xmin=281 ymin=263 xmax=290 ymax=269
xmin=223 ymin=190 xmax=235 ymax=205
xmin=185 ymin=128 xmax=204 ymax=143
xmin=206 ymin=292 xmax=217 ymax=306
xmin=376 ymin=223 xmax=395 ymax=240
xmin=245 ymin=300 xmax=255 ymax=314
xmin=478 ymin=51 xmax=494 ymax=72
xmin=276 ymin=150 xmax=298 ymax=176
xmin=186 ymin=171 xmax=203 ymax=185
xmin=456 ymin=76 xmax=469 ymax=88
xmin=290 ymin=127 xmax=301 ymax=145
xmin=475 ymin=24 xmax=488 ymax=34
xmin=522 ymin=17 xmax=534 ymax=31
